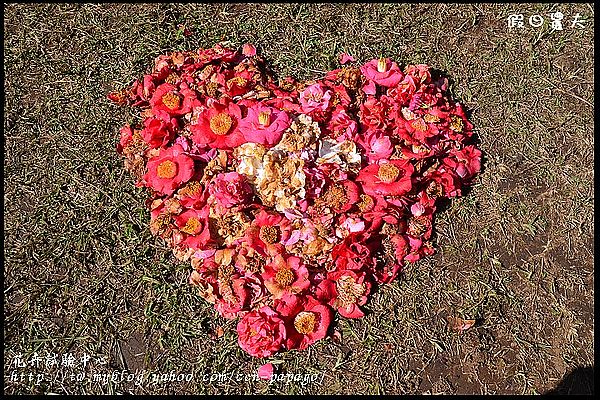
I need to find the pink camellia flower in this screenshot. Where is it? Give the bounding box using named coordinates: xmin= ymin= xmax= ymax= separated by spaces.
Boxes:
xmin=208 ymin=171 xmax=253 ymax=208
xmin=360 ymin=57 xmax=404 ymax=87
xmin=275 ymin=294 xmax=332 ymax=351
xmin=318 ymin=270 xmax=372 ymax=319
xmin=143 ymin=144 xmax=195 ymax=195
xmin=173 ymin=208 xmax=212 ymax=250
xmin=338 ymin=215 xmax=366 ymax=236
xmin=190 ymin=98 xmax=246 ymax=149
xmin=356 ymin=159 xmax=414 ymax=197
xmin=356 ymin=129 xmax=393 ymax=162
xmin=299 ymin=83 xmax=332 ymax=113
xmin=238 ymin=103 xmax=291 ymax=147
xmin=262 ymin=255 xmax=310 ymax=300
xmin=237 ymin=306 xmax=287 ymax=358
xmin=245 ymin=209 xmax=293 ymax=256
xmin=362 ymin=80 xmax=377 ymax=95
xmin=411 ymin=202 xmax=426 ymax=217
xmin=404 ymin=236 xmax=425 ymax=264
xmin=141 ymin=116 xmax=177 ymax=149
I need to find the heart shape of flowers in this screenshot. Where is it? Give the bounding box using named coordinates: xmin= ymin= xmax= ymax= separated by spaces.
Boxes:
xmin=110 ymin=43 xmax=482 ymax=358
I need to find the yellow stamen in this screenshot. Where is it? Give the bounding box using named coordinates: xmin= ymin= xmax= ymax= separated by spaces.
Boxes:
xmin=377 ymin=57 xmax=387 ymax=73
xmin=410 ymin=118 xmax=427 ymax=132
xmin=178 ymin=181 xmax=203 ymax=197
xmin=181 ymin=217 xmax=201 ymax=235
xmin=209 ymin=113 xmax=233 ymax=135
xmin=423 ymin=114 xmax=440 ymax=123
xmin=449 ymin=115 xmax=464 ymax=132
xmin=157 ymin=160 xmax=177 ymax=179
xmin=258 ymin=111 xmax=271 ymax=126
xmin=161 ymin=92 xmax=181 ymax=110
xmin=275 ymin=267 xmax=294 ymax=287
xmin=294 ymin=311 xmax=316 ymax=334
xmin=228 ymin=76 xmax=248 ymax=87
xmin=259 ymin=225 xmax=279 ymax=244
xmin=357 ymin=194 xmax=374 ymax=212
xmin=324 ymin=184 xmax=348 ymax=210
xmin=377 ymin=163 xmax=400 ymax=183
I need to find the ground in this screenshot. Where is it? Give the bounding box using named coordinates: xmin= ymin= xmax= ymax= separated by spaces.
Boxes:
xmin=3 ymin=3 xmax=594 ymax=395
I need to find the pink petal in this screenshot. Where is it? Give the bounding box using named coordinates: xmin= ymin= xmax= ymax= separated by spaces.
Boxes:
xmin=455 ymin=163 xmax=468 ymax=178
xmin=242 ymin=43 xmax=257 ymax=57
xmin=363 ymin=80 xmax=376 ymax=95
xmin=258 ymin=363 xmax=274 ymax=380
xmin=282 ymin=230 xmax=301 ymax=246
xmin=339 ymin=53 xmax=355 ymax=64
xmin=411 ymin=203 xmax=425 ymax=217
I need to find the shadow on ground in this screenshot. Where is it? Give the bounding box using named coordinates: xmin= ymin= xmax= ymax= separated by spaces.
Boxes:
xmin=544 ymin=366 xmax=594 ymax=395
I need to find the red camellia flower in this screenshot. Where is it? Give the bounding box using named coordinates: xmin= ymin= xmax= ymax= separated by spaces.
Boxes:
xmin=215 ymin=275 xmax=250 ymax=320
xmin=116 ymin=124 xmax=133 ymax=154
xmin=444 ymin=145 xmax=482 ymax=179
xmin=143 ymin=144 xmax=195 ymax=195
xmin=141 ymin=116 xmax=177 ymax=149
xmin=360 ymin=57 xmax=404 ymax=87
xmin=237 ymin=306 xmax=287 ymax=358
xmin=150 ymin=83 xmax=194 ymax=122
xmin=319 ymin=180 xmax=360 ymax=213
xmin=275 ymin=294 xmax=333 ymax=351
xmin=190 ymin=98 xmax=246 ymax=149
xmin=356 ymin=159 xmax=414 ymax=197
xmin=331 ymin=234 xmax=376 ymax=271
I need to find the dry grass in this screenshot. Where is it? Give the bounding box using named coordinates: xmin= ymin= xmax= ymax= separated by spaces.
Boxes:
xmin=3 ymin=3 xmax=594 ymax=395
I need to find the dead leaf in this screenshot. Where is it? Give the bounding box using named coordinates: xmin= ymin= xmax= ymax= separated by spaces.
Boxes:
xmin=446 ymin=316 xmax=476 ymax=332
xmin=171 ymin=52 xmax=185 ymax=66
xmin=215 ymin=326 xmax=224 ymax=338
